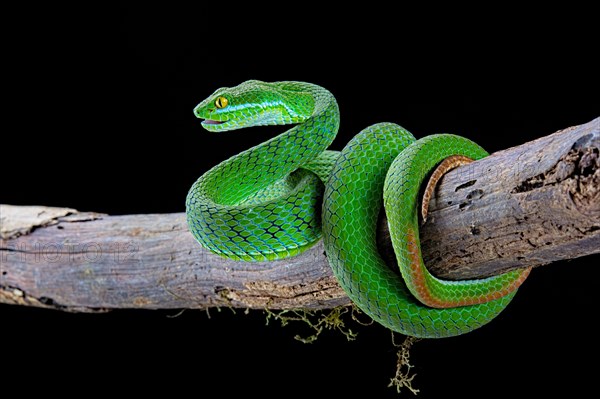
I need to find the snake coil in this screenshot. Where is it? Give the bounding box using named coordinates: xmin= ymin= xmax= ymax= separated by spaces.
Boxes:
xmin=186 ymin=80 xmax=529 ymax=338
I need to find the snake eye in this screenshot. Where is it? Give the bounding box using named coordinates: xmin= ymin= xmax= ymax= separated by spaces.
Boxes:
xmin=215 ymin=96 xmax=228 ymax=109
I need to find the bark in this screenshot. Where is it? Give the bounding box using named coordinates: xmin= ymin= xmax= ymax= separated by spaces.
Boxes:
xmin=1 ymin=117 xmax=598 ymax=312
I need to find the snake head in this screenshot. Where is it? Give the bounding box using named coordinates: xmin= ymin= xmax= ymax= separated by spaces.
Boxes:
xmin=193 ymin=80 xmax=315 ymax=132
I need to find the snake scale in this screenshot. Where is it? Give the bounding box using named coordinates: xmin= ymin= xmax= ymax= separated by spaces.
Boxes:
xmin=186 ymin=80 xmax=530 ymax=338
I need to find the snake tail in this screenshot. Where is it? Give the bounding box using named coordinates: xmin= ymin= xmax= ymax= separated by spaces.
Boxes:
xmin=384 ymin=134 xmax=532 ymax=309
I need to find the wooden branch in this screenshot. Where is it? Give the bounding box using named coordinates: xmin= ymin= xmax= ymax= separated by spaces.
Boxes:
xmin=1 ymin=117 xmax=598 ymax=312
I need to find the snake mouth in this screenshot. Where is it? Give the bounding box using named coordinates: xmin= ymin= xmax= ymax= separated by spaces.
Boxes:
xmin=202 ymin=119 xmax=228 ymax=125
xmin=201 ymin=119 xmax=231 ymax=131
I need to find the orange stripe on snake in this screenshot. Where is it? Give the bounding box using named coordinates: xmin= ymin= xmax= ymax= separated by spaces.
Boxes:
xmin=405 ymin=227 xmax=531 ymax=308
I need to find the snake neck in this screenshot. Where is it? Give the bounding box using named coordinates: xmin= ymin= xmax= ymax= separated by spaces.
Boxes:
xmin=199 ymin=82 xmax=340 ymax=206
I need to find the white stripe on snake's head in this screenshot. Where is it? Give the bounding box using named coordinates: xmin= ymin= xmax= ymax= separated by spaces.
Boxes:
xmin=193 ymin=80 xmax=317 ymax=133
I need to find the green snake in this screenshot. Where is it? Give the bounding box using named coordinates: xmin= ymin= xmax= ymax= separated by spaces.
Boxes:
xmin=186 ymin=80 xmax=530 ymax=338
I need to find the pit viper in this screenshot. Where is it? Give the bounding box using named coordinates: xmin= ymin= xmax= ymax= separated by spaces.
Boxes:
xmin=186 ymin=80 xmax=530 ymax=338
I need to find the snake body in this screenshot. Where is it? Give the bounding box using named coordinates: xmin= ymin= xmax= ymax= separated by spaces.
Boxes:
xmin=186 ymin=80 xmax=529 ymax=338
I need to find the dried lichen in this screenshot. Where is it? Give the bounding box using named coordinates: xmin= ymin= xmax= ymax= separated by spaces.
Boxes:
xmin=388 ymin=334 xmax=421 ymax=395
xmin=264 ymin=305 xmax=358 ymax=343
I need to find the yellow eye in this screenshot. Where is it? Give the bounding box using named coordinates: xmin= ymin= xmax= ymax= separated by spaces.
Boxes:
xmin=215 ymin=96 xmax=228 ymax=109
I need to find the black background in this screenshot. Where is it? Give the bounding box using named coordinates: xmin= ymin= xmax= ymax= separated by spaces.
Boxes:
xmin=3 ymin=4 xmax=598 ymax=398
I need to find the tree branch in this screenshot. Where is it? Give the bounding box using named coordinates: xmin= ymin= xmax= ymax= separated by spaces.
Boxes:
xmin=1 ymin=117 xmax=598 ymax=312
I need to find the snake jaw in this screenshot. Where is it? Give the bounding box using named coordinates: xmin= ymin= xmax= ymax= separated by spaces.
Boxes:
xmin=201 ymin=118 xmax=231 ymax=131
